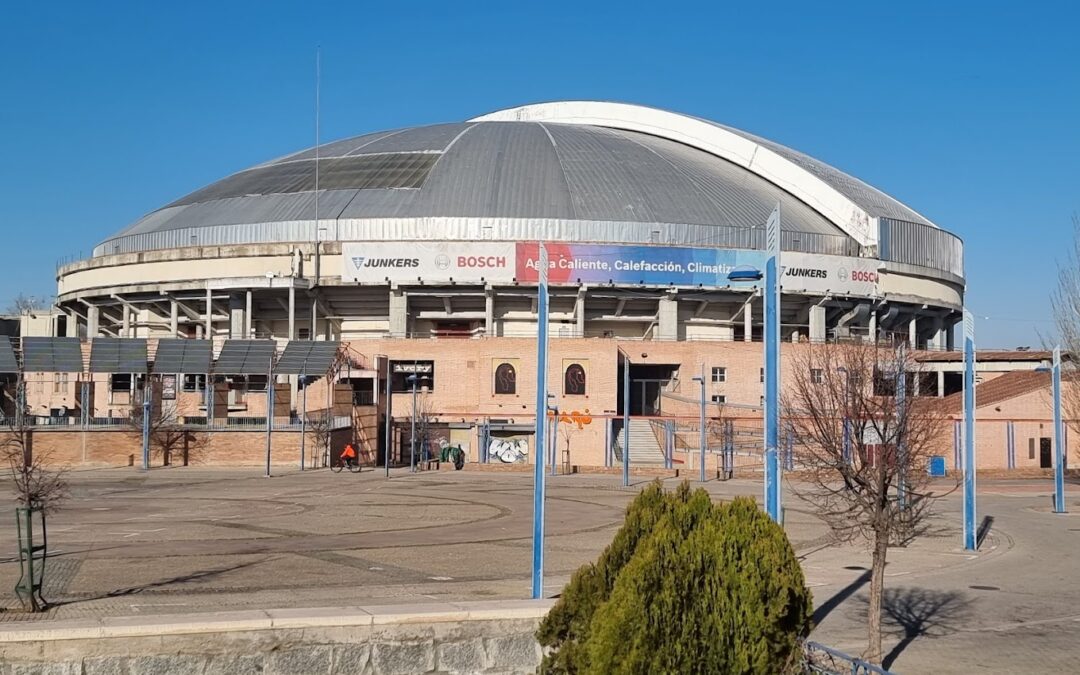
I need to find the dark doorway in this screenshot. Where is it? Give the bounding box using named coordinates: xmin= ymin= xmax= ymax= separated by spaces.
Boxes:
xmin=621 ymin=364 xmax=679 ymax=416
xmin=1040 ymin=437 xmax=1052 ymax=468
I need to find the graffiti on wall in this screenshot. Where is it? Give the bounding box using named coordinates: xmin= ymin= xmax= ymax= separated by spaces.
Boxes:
xmin=489 ymin=437 xmax=529 ymax=463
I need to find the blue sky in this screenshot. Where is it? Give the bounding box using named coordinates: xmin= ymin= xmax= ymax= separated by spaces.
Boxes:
xmin=1 ymin=1 xmax=1076 ymax=347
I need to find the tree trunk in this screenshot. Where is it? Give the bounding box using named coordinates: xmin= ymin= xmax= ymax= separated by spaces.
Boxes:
xmin=866 ymin=530 xmax=889 ymax=663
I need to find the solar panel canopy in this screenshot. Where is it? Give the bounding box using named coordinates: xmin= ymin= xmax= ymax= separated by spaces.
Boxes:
xmin=0 ymin=338 xmax=18 ymax=374
xmin=215 ymin=340 xmax=277 ymax=374
xmin=153 ymin=339 xmax=212 ymax=374
xmin=22 ymin=337 xmax=84 ymax=373
xmin=275 ymin=341 xmax=340 ymax=374
xmin=88 ymin=338 xmax=148 ymax=373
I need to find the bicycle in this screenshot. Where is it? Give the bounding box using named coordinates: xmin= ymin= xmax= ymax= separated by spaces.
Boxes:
xmin=331 ymin=456 xmax=362 ymax=473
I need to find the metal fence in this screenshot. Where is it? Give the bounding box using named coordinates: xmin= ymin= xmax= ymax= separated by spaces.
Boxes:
xmin=803 ymin=641 xmax=894 ymax=674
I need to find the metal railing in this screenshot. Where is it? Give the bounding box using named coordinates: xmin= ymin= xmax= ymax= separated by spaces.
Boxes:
xmin=15 ymin=414 xmax=353 ymax=432
xmin=803 ymin=641 xmax=894 ymax=675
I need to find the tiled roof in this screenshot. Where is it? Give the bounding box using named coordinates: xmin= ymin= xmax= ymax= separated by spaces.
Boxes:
xmin=941 ymin=370 xmax=1050 ymax=415
xmin=916 ymin=350 xmax=1055 ymax=363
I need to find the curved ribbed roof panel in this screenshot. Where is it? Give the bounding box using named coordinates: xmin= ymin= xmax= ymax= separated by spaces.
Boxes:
xmin=99 ymin=115 xmax=864 ymax=255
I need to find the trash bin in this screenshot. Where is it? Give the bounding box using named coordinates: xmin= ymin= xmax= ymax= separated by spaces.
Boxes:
xmin=928 ymin=456 xmax=946 ymax=477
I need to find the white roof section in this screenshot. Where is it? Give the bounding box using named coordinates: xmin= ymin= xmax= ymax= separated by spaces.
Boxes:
xmin=471 ymin=101 xmax=938 ymax=247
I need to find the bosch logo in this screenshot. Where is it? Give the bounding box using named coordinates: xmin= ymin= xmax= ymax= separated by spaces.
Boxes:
xmin=457 ymin=255 xmax=507 ymax=268
xmin=435 ymin=254 xmax=451 ymax=270
xmin=838 ymin=268 xmax=849 ymax=281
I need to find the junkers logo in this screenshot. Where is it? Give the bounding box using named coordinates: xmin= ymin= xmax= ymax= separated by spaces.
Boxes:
xmin=784 ymin=267 xmax=827 ymax=279
xmin=351 ymin=257 xmax=419 ymax=269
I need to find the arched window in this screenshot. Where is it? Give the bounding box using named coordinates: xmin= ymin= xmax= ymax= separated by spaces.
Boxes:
xmin=564 ymin=363 xmax=587 ymax=395
xmin=494 ymin=362 xmax=517 ymax=395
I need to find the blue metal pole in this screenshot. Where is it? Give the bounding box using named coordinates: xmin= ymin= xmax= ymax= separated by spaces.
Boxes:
xmin=699 ymin=367 xmax=707 ymax=483
xmin=410 ymin=377 xmax=417 ymax=473
xmin=897 ymin=350 xmax=907 ymax=511
xmin=622 ymin=356 xmax=630 ymax=487
xmin=141 ymin=396 xmax=151 ymax=471
xmin=962 ymin=310 xmax=977 ymax=550
xmin=763 ymin=203 xmax=781 ymax=521
xmin=531 ymin=242 xmax=550 ymax=600
xmin=384 ymin=365 xmax=392 ymax=477
xmin=1053 ymin=346 xmax=1066 ymax=513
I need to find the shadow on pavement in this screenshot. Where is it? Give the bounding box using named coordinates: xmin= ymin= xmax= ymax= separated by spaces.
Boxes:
xmin=858 ymin=586 xmax=973 ymax=670
xmin=812 ymin=569 xmax=872 ymax=625
xmin=51 ymin=560 xmax=264 ymax=608
xmin=977 ymin=515 xmax=995 ymax=548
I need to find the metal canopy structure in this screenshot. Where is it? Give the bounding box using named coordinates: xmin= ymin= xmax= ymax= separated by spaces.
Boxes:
xmin=22 ymin=337 xmax=84 ymax=373
xmin=215 ymin=340 xmax=277 ymax=375
xmin=152 ymin=339 xmax=212 ymax=374
xmin=88 ymin=337 xmax=148 ymax=374
xmin=0 ymin=338 xmax=18 ymax=374
xmin=274 ymin=341 xmax=340 ymax=375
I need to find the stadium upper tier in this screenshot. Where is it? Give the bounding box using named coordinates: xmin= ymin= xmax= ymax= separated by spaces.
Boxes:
xmin=94 ymin=101 xmax=961 ymax=279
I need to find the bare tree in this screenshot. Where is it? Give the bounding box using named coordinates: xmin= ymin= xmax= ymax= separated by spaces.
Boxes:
xmin=2 ymin=377 xmax=68 ymax=612
xmin=1050 ymin=212 xmax=1080 ymax=431
xmin=129 ymin=397 xmax=208 ymax=467
xmin=783 ymin=341 xmax=953 ymax=663
xmin=410 ymin=390 xmax=437 ymax=464
xmin=306 ymin=407 xmax=335 ymax=468
xmin=6 ymin=294 xmax=49 ymax=316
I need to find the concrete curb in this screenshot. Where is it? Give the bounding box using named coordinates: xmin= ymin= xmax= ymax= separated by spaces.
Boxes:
xmin=0 ymin=599 xmax=556 ymax=643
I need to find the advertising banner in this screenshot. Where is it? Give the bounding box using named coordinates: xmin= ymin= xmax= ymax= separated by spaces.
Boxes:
xmin=514 ymin=243 xmax=766 ymax=287
xmin=341 ymin=241 xmax=879 ymax=295
xmin=342 ymin=242 xmax=515 ymax=283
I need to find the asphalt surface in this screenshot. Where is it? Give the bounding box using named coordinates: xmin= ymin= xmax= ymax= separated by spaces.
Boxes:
xmin=0 ymin=468 xmax=1076 ymax=673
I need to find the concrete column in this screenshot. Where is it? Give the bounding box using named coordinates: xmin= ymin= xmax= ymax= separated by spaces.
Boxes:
xmin=169 ymin=301 xmax=178 ymax=337
xmin=868 ymin=310 xmax=878 ymax=343
xmin=389 ymin=287 xmax=407 ymax=337
xmin=66 ymin=310 xmax=79 ymax=338
xmin=245 ymin=290 xmax=253 ymax=338
xmin=908 ymin=316 xmax=918 ymax=348
xmin=743 ymin=298 xmax=753 ymax=342
xmin=87 ymin=306 xmax=100 ymax=338
xmin=121 ymin=306 xmax=130 ymax=338
xmin=287 ymin=286 xmax=296 ymax=341
xmin=946 ymin=321 xmax=955 ymax=351
xmin=937 ymin=370 xmax=945 ymax=398
xmin=658 ymin=294 xmax=678 ymax=341
xmin=229 ymin=293 xmax=245 ymax=339
xmin=205 ymin=288 xmax=213 ymax=339
xmin=484 ymin=286 xmax=494 ymax=337
xmin=927 ymin=317 xmax=946 ymax=351
xmin=809 ymin=305 xmax=826 ymax=343
xmin=310 ymin=298 xmax=318 ymax=340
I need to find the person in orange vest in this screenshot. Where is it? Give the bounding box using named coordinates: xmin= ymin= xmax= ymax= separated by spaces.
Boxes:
xmin=340 ymin=443 xmax=357 ymax=468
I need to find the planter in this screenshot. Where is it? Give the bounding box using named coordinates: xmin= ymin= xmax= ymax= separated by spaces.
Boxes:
xmin=15 ymin=505 xmax=47 ymax=612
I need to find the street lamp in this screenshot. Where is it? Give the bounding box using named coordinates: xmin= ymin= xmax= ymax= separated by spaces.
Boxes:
xmin=547 ymin=393 xmax=558 ymax=477
xmin=407 ymin=373 xmax=419 ymax=473
xmin=729 ymin=201 xmax=781 ymax=522
xmin=692 ymin=369 xmax=706 ymax=482
xmin=1036 ymin=347 xmax=1066 ymax=513
xmin=837 ymin=367 xmax=851 ymax=465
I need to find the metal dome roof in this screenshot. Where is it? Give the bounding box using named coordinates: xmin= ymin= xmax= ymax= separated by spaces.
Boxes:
xmin=94 ymin=102 xmax=935 ymax=258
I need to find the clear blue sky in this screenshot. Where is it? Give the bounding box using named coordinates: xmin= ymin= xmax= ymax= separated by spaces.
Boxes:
xmin=2 ymin=1 xmax=1076 ymax=347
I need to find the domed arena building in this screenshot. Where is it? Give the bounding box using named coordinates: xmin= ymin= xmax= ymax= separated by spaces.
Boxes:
xmin=46 ymin=101 xmax=979 ymax=470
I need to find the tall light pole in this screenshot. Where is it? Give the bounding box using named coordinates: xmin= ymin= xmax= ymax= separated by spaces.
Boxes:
xmin=763 ymin=203 xmax=782 ymax=522
xmin=384 ymin=364 xmax=393 ymax=478
xmin=265 ymin=351 xmax=274 ymax=478
xmin=692 ymin=367 xmax=706 ymax=482
xmin=837 ymin=366 xmax=851 ymax=465
xmin=408 ymin=372 xmax=418 ymax=473
xmin=896 ymin=345 xmax=907 ymax=511
xmin=622 ymin=356 xmax=630 ymax=487
xmin=1053 ymin=346 xmax=1066 ymax=513
xmin=141 ymin=387 xmax=151 ymax=471
xmin=962 ymin=309 xmax=977 ymax=550
xmin=299 ymin=370 xmax=307 ymax=471
xmin=532 ymin=242 xmax=550 ymax=600
xmin=548 ymin=393 xmax=558 ymax=477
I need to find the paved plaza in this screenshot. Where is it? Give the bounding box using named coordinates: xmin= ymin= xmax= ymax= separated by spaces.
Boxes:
xmin=0 ymin=467 xmax=1077 ymax=672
